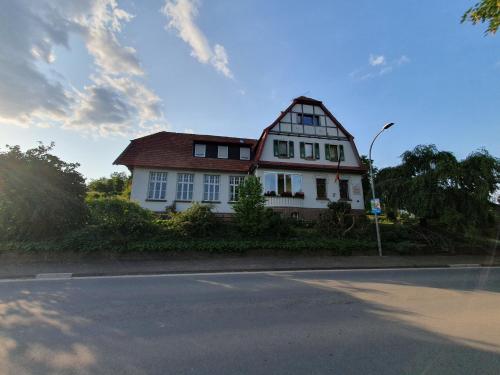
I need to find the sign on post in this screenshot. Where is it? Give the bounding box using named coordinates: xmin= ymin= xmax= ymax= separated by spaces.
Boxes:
xmin=370 ymin=198 xmax=381 ymax=215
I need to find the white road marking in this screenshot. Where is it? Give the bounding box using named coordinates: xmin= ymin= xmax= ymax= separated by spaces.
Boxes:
xmin=35 ymin=273 xmax=72 ymax=280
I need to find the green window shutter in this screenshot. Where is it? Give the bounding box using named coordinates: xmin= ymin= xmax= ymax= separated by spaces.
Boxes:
xmin=339 ymin=145 xmax=345 ymax=161
xmin=314 ymin=143 xmax=320 ymax=159
xmin=325 ymin=144 xmax=331 ymax=161
xmin=299 ymin=142 xmax=305 ymax=158
xmin=288 ymin=141 xmax=294 ymax=157
xmin=273 ymin=140 xmax=279 ymax=157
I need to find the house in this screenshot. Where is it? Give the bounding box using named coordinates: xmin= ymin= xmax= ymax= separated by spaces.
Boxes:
xmin=114 ymin=96 xmax=366 ymax=220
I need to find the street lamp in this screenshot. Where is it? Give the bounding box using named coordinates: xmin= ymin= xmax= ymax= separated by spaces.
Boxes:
xmin=368 ymin=122 xmax=395 ymax=256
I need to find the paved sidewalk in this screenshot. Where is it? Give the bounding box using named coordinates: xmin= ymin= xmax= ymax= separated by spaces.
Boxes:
xmin=0 ymin=253 xmax=498 ymax=279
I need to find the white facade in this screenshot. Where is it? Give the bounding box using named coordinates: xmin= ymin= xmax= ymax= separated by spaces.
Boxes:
xmin=130 ymin=167 xmax=248 ymax=213
xmin=131 ymin=167 xmax=364 ymax=212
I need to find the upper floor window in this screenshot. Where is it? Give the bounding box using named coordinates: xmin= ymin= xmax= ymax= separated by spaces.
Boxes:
xmin=176 ymin=173 xmax=194 ymax=201
xmin=203 ymin=174 xmax=220 ymax=201
xmin=297 ymin=113 xmax=320 ymax=126
xmin=240 ymin=147 xmax=250 ymax=160
xmin=194 ymin=143 xmax=206 ymax=157
xmin=325 ymin=144 xmax=345 ymax=162
xmin=300 ymin=142 xmax=320 ymax=160
xmin=273 ymin=140 xmax=294 ymax=158
xmin=147 ymin=171 xmax=167 ymax=200
xmin=218 ymin=145 xmax=228 ymax=159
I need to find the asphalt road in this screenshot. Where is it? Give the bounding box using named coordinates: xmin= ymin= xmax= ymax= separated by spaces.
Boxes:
xmin=1 ymin=267 xmax=499 ymax=375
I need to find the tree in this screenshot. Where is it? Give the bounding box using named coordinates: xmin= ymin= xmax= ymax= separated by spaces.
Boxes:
xmin=462 ymin=0 xmax=500 ymax=35
xmin=87 ymin=172 xmax=129 ymax=197
xmin=232 ymin=176 xmax=267 ymax=236
xmin=376 ymin=144 xmax=500 ymax=232
xmin=0 ymin=143 xmax=87 ymax=240
xmin=360 ymin=155 xmax=377 ymax=210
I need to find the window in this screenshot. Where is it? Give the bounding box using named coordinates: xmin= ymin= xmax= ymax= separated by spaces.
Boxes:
xmin=263 ymin=173 xmax=302 ymax=195
xmin=229 ymin=176 xmax=245 ymax=201
xmin=325 ymin=144 xmax=345 ymax=162
xmin=339 ymin=179 xmax=350 ymax=200
xmin=273 ymin=140 xmax=294 ymax=158
xmin=203 ymin=175 xmax=220 ymax=201
xmin=297 ymin=113 xmax=320 ymax=126
xmin=305 ymin=143 xmax=313 ymax=159
xmin=194 ymin=144 xmax=206 ymax=157
xmin=240 ymin=147 xmax=250 ymax=160
xmin=300 ymin=142 xmax=319 ymax=159
xmin=147 ymin=171 xmax=167 ymax=200
xmin=316 ymin=178 xmax=327 ymax=199
xmin=218 ymin=145 xmax=228 ymax=159
xmin=176 ymin=173 xmax=194 ymax=201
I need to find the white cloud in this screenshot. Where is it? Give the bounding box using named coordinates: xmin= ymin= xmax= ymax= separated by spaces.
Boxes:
xmin=0 ymin=0 xmax=168 ymax=137
xmin=369 ymin=54 xmax=386 ymax=66
xmin=351 ymin=54 xmax=410 ymax=80
xmin=162 ymin=0 xmax=233 ymax=78
xmin=183 ymin=128 xmax=194 ymax=134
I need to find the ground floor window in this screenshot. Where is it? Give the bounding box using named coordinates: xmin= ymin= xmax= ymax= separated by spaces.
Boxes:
xmin=339 ymin=179 xmax=350 ymax=200
xmin=316 ymin=178 xmax=327 ymax=199
xmin=264 ymin=173 xmax=302 ymax=196
xmin=147 ymin=171 xmax=167 ymax=200
xmin=229 ymin=176 xmax=245 ymax=202
xmin=176 ymin=173 xmax=194 ymax=201
xmin=203 ymin=175 xmax=220 ymax=201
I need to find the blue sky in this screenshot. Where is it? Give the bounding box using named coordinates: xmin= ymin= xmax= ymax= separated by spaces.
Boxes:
xmin=0 ymin=0 xmax=498 ymax=180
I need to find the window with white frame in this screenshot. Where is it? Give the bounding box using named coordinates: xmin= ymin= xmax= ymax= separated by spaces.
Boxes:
xmin=263 ymin=173 xmax=302 ymax=196
xmin=147 ymin=171 xmax=167 ymax=200
xmin=203 ymin=175 xmax=220 ymax=201
xmin=240 ymin=147 xmax=250 ymax=160
xmin=194 ymin=143 xmax=206 ymax=157
xmin=218 ymin=145 xmax=228 ymax=159
xmin=176 ymin=173 xmax=194 ymax=201
xmin=229 ymin=176 xmax=245 ymax=201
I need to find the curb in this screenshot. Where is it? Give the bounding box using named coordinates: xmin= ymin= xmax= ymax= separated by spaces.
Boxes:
xmin=1 ymin=263 xmax=498 ymax=282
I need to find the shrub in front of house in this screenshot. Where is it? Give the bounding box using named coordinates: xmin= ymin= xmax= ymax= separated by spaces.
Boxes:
xmin=232 ymin=176 xmax=268 ymax=236
xmin=87 ymin=197 xmax=157 ymax=236
xmin=163 ymin=202 xmax=218 ymax=238
xmin=316 ymin=201 xmax=354 ymax=238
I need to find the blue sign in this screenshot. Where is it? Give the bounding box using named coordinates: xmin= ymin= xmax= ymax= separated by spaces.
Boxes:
xmin=371 ymin=198 xmax=381 ymax=214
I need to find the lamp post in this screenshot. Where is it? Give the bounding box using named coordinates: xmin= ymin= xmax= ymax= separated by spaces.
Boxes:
xmin=368 ymin=122 xmax=395 ymax=257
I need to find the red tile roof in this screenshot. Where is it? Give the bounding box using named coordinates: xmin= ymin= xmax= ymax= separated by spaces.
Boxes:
xmin=114 ymin=131 xmax=257 ymax=172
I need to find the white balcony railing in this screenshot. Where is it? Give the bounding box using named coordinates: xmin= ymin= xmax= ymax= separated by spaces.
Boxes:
xmin=265 ymin=196 xmax=304 ymax=208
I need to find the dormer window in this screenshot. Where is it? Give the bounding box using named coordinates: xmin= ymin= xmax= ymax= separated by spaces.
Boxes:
xmin=298 ymin=113 xmax=320 ymax=126
xmin=240 ymin=147 xmax=250 ymax=160
xmin=218 ymin=145 xmax=228 ymax=159
xmin=194 ymin=143 xmax=206 ymax=157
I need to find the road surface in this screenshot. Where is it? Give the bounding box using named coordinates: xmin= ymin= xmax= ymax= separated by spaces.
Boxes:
xmin=1 ymin=267 xmax=499 ymax=374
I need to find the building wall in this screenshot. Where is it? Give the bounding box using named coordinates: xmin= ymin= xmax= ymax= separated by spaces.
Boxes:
xmin=131 ymin=167 xmax=364 ymax=213
xmin=261 ymin=133 xmax=359 ymax=167
xmin=254 ymin=168 xmax=364 ymax=211
xmin=130 ymin=167 xmax=248 ymax=213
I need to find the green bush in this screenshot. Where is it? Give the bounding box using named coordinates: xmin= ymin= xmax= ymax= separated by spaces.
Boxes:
xmin=232 ymin=176 xmax=267 ymax=236
xmin=316 ymin=201 xmax=353 ymax=238
xmin=162 ymin=203 xmax=218 ymax=238
xmin=87 ymin=197 xmax=157 ymax=236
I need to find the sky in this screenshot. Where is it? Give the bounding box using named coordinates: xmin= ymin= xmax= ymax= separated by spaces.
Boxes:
xmin=0 ymin=0 xmax=498 ymax=180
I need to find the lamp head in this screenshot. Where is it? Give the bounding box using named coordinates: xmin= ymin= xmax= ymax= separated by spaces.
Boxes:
xmin=383 ymin=122 xmax=395 ymax=130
